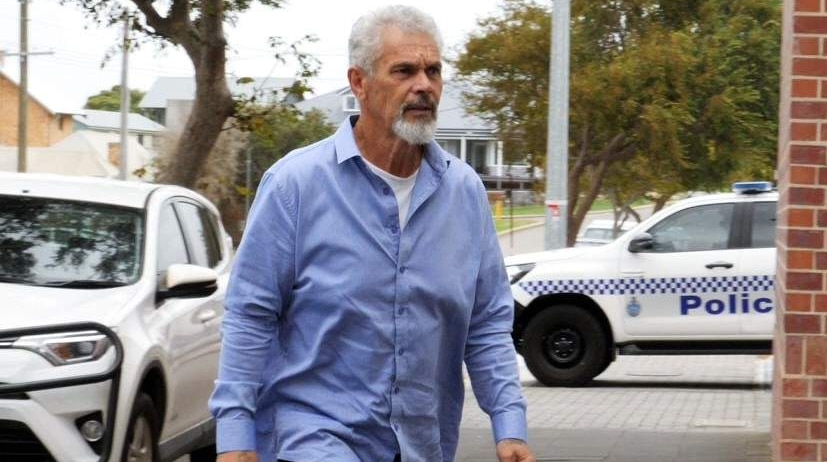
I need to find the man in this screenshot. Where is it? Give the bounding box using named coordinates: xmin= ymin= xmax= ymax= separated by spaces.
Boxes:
xmin=210 ymin=5 xmax=535 ymax=462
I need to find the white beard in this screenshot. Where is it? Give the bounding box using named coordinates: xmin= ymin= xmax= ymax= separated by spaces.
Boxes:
xmin=392 ymin=115 xmax=437 ymax=145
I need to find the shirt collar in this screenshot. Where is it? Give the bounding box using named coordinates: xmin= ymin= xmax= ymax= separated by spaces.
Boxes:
xmin=334 ymin=115 xmax=451 ymax=176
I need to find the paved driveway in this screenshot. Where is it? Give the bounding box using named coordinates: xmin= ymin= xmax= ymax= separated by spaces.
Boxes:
xmin=457 ymin=355 xmax=772 ymax=462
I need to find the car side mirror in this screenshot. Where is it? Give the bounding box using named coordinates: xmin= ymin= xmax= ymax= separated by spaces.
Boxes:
xmin=156 ymin=263 xmax=218 ymax=302
xmin=627 ymin=233 xmax=654 ymax=253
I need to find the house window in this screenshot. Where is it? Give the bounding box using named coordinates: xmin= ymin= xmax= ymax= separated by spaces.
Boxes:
xmin=138 ymin=134 xmax=145 ymax=146
xmin=343 ymin=95 xmax=359 ymax=112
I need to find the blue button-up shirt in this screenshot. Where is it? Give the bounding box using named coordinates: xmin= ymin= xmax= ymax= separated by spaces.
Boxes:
xmin=210 ymin=116 xmax=527 ymax=462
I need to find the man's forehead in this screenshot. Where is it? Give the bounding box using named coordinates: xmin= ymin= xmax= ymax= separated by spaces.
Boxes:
xmin=379 ymin=26 xmax=441 ymax=57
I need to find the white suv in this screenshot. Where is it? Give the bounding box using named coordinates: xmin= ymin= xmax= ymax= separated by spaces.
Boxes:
xmin=0 ymin=172 xmax=232 ymax=461
xmin=506 ymin=182 xmax=776 ymax=386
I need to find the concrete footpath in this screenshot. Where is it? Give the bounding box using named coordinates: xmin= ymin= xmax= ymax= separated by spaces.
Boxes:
xmin=457 ymin=355 xmax=773 ymax=462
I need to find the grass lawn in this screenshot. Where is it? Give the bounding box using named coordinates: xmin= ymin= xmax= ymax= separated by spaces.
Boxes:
xmin=492 ymin=198 xmax=649 ymax=233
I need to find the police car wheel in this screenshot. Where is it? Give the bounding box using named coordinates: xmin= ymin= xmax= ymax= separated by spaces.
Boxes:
xmin=523 ymin=305 xmax=609 ymax=387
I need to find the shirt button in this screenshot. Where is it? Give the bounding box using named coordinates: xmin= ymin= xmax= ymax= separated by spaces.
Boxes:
xmin=393 ymin=423 xmax=400 ymax=431
xmin=397 ymin=307 xmax=405 ymax=315
xmin=383 ymin=187 xmax=391 ymax=195
xmin=398 ymin=348 xmax=405 ymax=356
xmin=394 ymin=386 xmax=400 ymax=394
xmin=399 ymin=266 xmax=407 ymax=273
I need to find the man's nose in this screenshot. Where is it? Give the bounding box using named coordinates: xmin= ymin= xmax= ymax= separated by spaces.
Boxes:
xmin=411 ymin=70 xmax=435 ymax=94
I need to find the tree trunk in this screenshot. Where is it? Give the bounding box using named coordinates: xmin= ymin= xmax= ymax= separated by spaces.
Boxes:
xmin=149 ymin=0 xmax=235 ymax=188
xmin=161 ymin=72 xmax=234 ymax=187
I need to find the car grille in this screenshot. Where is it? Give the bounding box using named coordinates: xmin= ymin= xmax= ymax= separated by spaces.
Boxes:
xmin=0 ymin=420 xmax=56 ymax=461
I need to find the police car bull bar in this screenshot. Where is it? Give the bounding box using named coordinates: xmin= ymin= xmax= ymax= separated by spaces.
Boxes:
xmin=0 ymin=322 xmax=124 ymax=462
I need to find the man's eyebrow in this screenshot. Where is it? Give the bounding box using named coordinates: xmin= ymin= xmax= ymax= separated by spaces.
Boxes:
xmin=389 ymin=60 xmax=442 ymax=70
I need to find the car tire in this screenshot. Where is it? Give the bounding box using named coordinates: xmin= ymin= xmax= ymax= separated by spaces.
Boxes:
xmin=122 ymin=392 xmax=160 ymax=462
xmin=189 ymin=444 xmax=217 ymax=462
xmin=523 ymin=304 xmax=610 ymax=387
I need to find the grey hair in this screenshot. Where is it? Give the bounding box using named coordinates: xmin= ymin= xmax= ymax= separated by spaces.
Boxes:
xmin=348 ymin=5 xmax=444 ymax=74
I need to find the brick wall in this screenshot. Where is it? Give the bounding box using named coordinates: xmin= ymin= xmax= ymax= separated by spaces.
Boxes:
xmin=774 ymin=0 xmax=827 ymax=460
xmin=0 ymin=73 xmax=72 ymax=147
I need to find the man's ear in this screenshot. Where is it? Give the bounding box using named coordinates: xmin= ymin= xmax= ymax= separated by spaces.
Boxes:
xmin=348 ymin=66 xmax=367 ymax=101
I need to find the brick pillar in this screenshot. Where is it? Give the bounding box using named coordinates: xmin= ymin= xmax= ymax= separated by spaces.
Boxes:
xmin=774 ymin=1 xmax=827 ymax=461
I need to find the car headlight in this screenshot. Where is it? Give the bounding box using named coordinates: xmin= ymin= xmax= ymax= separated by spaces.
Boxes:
xmin=506 ymin=262 xmax=535 ymax=284
xmin=10 ymin=331 xmax=112 ymax=366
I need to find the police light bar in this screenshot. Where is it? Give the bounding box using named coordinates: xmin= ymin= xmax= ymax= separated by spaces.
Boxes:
xmin=732 ymin=181 xmax=773 ymax=194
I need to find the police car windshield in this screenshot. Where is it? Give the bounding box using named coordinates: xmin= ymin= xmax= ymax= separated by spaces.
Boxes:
xmin=0 ymin=196 xmax=144 ymax=287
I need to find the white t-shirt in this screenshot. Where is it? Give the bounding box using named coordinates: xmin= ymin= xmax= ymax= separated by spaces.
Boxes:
xmin=364 ymin=159 xmax=419 ymax=231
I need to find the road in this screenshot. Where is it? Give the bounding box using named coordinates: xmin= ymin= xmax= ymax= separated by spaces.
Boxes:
xmin=498 ymin=207 xmax=655 ymax=257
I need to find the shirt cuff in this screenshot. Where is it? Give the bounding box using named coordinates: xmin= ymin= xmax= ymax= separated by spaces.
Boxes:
xmin=491 ymin=410 xmax=528 ymax=443
xmin=216 ymin=418 xmax=257 ymax=454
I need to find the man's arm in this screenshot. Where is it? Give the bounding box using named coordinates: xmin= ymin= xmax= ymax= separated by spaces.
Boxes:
xmin=464 ymin=182 xmax=532 ymax=453
xmin=209 ymin=172 xmax=297 ymax=454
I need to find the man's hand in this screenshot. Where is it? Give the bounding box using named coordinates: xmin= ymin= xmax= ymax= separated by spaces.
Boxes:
xmin=217 ymin=451 xmax=258 ymax=462
xmin=496 ymin=438 xmax=536 ymax=462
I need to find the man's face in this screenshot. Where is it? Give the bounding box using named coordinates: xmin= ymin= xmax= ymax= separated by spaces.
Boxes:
xmin=354 ymin=26 xmax=443 ymax=144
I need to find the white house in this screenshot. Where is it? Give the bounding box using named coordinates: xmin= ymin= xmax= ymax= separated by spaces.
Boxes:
xmin=0 ymin=130 xmax=155 ymax=181
xmin=139 ymin=76 xmax=296 ymax=133
xmin=73 ymin=109 xmax=165 ymax=153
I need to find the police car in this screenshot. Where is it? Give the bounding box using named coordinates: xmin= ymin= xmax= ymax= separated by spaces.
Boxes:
xmin=506 ymin=182 xmax=776 ymax=386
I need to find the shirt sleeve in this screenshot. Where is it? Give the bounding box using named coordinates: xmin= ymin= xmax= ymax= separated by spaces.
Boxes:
xmin=208 ymin=171 xmax=297 ymax=453
xmin=464 ymin=181 xmax=528 ymax=444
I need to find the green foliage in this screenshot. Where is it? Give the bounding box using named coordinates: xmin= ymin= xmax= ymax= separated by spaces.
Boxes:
xmin=455 ymin=0 xmax=780 ymax=243
xmin=246 ymin=106 xmax=334 ymax=191
xmin=84 ymin=85 xmax=145 ymax=112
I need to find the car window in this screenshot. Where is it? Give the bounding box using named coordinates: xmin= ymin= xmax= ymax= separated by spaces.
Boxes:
xmin=175 ymin=202 xmax=221 ymax=268
xmin=750 ymin=201 xmax=777 ymax=248
xmin=0 ymin=196 xmax=143 ymax=285
xmin=157 ymin=203 xmax=189 ymax=272
xmin=645 ymin=203 xmax=735 ymax=253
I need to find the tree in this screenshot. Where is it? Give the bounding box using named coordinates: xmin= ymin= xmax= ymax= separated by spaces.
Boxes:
xmin=455 ymin=0 xmax=780 ymax=244
xmin=63 ymin=0 xmax=315 ymax=189
xmin=84 ymin=85 xmax=145 ymax=112
xmin=245 ymin=107 xmax=334 ymax=193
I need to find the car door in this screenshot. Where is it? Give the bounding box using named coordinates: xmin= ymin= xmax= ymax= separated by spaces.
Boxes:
xmin=156 ymin=200 xmax=225 ymax=437
xmin=619 ymin=201 xmax=742 ymax=336
xmin=737 ymin=200 xmax=776 ymax=335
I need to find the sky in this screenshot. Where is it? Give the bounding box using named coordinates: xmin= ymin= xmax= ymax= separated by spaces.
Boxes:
xmin=0 ymin=0 xmax=505 ymax=113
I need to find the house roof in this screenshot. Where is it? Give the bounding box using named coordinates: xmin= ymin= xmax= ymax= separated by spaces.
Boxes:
xmin=73 ymin=109 xmax=165 ymax=133
xmin=295 ymin=81 xmax=495 ymax=135
xmin=139 ymin=76 xmax=296 ymax=108
xmin=0 ymin=68 xmax=81 ymax=115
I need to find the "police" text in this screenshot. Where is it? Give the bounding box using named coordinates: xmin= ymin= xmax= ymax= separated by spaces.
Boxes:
xmin=680 ymin=293 xmax=773 ymax=315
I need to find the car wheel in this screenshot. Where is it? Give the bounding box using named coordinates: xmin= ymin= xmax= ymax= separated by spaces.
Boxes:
xmin=523 ymin=305 xmax=610 ymax=387
xmin=189 ymin=444 xmax=217 ymax=462
xmin=122 ymin=393 xmax=160 ymax=462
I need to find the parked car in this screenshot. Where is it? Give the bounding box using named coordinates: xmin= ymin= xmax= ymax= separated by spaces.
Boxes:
xmin=0 ymin=172 xmax=233 ymax=461
xmin=575 ymin=219 xmax=636 ymax=247
xmin=505 ymin=182 xmax=776 ymax=386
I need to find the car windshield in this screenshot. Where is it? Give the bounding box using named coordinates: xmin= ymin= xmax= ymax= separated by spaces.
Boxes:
xmin=0 ymin=196 xmax=144 ymax=287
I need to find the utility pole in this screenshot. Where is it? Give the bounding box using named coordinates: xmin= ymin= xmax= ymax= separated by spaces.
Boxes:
xmin=544 ymin=0 xmax=571 ymax=249
xmin=10 ymin=1 xmax=52 ymax=173
xmin=17 ymin=0 xmax=28 ymax=173
xmin=119 ymin=14 xmax=130 ymax=180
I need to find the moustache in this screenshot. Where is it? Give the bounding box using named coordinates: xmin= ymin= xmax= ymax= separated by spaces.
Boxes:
xmin=401 ymin=96 xmax=437 ymax=113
